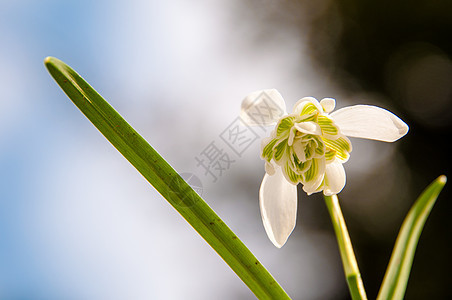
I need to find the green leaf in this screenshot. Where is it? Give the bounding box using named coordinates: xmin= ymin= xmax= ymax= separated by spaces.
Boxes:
xmin=377 ymin=175 xmax=447 ymax=300
xmin=44 ymin=57 xmax=290 ymax=300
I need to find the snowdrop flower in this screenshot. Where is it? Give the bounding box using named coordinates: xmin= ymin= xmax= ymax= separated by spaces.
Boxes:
xmin=241 ymin=89 xmax=409 ymax=247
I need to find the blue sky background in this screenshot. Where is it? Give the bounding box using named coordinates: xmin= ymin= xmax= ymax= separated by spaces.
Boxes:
xmin=0 ymin=1 xmax=422 ymax=299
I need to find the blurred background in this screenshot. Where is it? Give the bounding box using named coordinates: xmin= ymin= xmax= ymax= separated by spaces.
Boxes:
xmin=0 ymin=0 xmax=450 ymax=299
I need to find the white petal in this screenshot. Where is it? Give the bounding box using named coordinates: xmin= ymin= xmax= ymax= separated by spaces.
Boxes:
xmin=240 ymin=89 xmax=287 ymax=126
xmin=294 ymin=121 xmax=322 ymax=135
xmin=323 ymin=160 xmax=346 ymax=196
xmin=260 ymin=135 xmax=274 ymax=152
xmin=265 ymin=161 xmax=276 ymax=175
xmin=302 ymin=178 xmax=323 ymax=195
xmin=301 ymin=157 xmax=326 ymax=195
xmin=292 ymin=141 xmax=307 ymax=162
xmin=330 ymin=105 xmax=409 ymax=142
xmin=293 ymin=97 xmax=323 ymax=115
xmin=288 ymin=127 xmax=296 ymax=146
xmin=320 ymin=98 xmax=336 ymax=113
xmin=259 ymin=166 xmax=298 ymax=248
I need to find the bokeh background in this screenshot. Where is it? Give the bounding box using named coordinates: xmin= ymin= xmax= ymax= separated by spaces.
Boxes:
xmin=1 ymin=0 xmax=450 ymax=299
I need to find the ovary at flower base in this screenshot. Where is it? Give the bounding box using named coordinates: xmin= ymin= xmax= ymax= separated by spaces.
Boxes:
xmin=240 ymin=89 xmax=409 ymax=248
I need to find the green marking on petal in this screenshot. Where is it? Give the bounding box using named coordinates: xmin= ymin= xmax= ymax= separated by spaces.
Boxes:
xmin=305 ymin=158 xmax=320 ymax=182
xmin=313 ymin=136 xmax=325 ymax=156
xmin=304 ymin=141 xmax=315 ymax=160
xmin=323 ymin=136 xmax=352 ymax=162
xmin=284 ymin=161 xmax=303 ymax=184
xmin=325 ymin=149 xmax=336 ymax=162
xmin=295 ymin=158 xmax=311 ymax=173
xmin=300 ymin=113 xmax=317 ymax=122
xmin=262 ymin=138 xmax=278 ymax=161
xmin=315 ymin=145 xmax=325 ymax=156
xmin=318 ymin=115 xmax=339 ymax=136
xmin=300 ymin=102 xmax=320 ymax=117
xmin=276 ymin=116 xmax=295 ymax=137
xmin=274 ymin=139 xmax=289 ymax=161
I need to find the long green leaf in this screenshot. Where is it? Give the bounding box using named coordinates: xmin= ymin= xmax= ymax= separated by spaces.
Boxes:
xmin=377 ymin=175 xmax=447 ymax=300
xmin=44 ymin=57 xmax=290 ymax=300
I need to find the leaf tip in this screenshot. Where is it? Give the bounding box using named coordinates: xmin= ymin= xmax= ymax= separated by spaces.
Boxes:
xmin=44 ymin=56 xmax=55 ymax=66
xmin=44 ymin=57 xmax=64 ymax=71
xmin=438 ymin=175 xmax=447 ymax=185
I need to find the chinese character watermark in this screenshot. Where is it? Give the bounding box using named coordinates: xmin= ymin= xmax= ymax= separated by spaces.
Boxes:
xmin=169 ymin=172 xmax=203 ymax=207
xmin=181 ymin=90 xmax=286 ymax=188
xmin=195 ymin=141 xmax=236 ymax=182
xmin=241 ymin=90 xmax=285 ymax=130
xmin=219 ymin=117 xmax=259 ymax=157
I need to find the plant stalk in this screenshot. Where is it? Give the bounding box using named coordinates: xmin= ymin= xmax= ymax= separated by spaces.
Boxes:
xmin=324 ymin=194 xmax=367 ymax=300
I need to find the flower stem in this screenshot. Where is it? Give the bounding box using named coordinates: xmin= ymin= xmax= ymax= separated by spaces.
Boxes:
xmin=324 ymin=195 xmax=367 ymax=300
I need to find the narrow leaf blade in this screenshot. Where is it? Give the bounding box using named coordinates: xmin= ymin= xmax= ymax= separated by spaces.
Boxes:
xmin=44 ymin=56 xmax=290 ymax=300
xmin=377 ymin=175 xmax=447 ymax=300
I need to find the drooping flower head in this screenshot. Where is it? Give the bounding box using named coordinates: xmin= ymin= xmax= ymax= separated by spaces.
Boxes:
xmin=241 ymin=89 xmax=409 ymax=247
xmin=261 ymin=97 xmax=353 ymax=196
